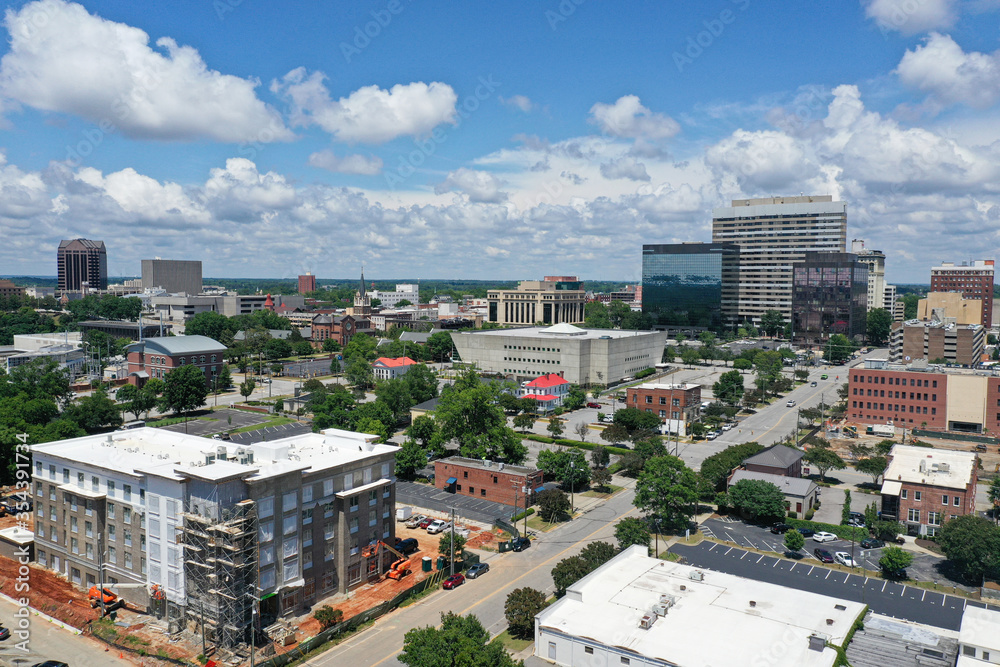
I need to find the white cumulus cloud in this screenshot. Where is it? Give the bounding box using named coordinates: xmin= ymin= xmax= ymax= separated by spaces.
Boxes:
xmin=435 ymin=168 xmax=507 ymax=203
xmin=0 ymin=0 xmax=292 ymax=142
xmin=863 ymin=0 xmax=956 ymax=35
xmin=600 ymin=156 xmax=650 ymax=182
xmin=274 ymin=68 xmax=457 ymax=144
xmin=896 ymin=33 xmax=1000 ymax=109
xmin=589 ymin=95 xmax=680 ymax=140
xmin=308 ymin=150 xmax=383 ymax=175
xmin=500 ymin=95 xmax=534 ymax=112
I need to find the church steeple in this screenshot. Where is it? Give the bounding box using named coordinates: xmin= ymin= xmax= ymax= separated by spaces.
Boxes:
xmin=353 ymin=267 xmax=371 ymax=317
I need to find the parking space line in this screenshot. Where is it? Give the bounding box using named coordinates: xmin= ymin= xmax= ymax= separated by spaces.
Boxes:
xmin=807 ymin=566 xmax=813 ymax=576
xmin=725 ymin=547 xmax=733 ymax=555
xmin=942 ymin=596 xmax=945 ymax=606
xmin=825 ymin=570 xmax=831 ymax=580
xmin=757 ymin=555 xmax=764 ymax=564
xmin=740 ymin=551 xmax=748 ymax=560
xmin=882 ymin=581 xmax=887 ymax=592
xmin=772 ymin=559 xmax=779 ymax=567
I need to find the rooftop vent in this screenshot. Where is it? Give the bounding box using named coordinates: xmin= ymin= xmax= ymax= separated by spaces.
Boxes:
xmin=808 ymin=633 xmax=828 ymax=652
xmin=689 ymin=570 xmax=704 ymax=581
xmin=639 ymin=614 xmax=656 ymax=629
xmin=749 ymin=600 xmax=756 ymax=608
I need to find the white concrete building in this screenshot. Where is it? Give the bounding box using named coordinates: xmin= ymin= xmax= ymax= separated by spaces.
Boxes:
xmin=371 ymin=356 xmax=418 ymax=381
xmin=370 ymin=284 xmax=419 ymax=309
xmin=451 ymin=323 xmax=666 ymax=385
xmin=958 ymin=606 xmax=1000 ymax=665
xmin=535 ymin=545 xmax=866 ymax=667
xmin=31 ymin=427 xmax=398 ymax=644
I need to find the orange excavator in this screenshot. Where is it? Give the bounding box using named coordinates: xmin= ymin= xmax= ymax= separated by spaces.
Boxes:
xmin=362 ymin=540 xmax=411 ymax=580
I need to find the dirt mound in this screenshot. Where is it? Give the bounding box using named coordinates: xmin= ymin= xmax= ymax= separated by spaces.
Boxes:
xmin=0 ymin=555 xmax=98 ymax=628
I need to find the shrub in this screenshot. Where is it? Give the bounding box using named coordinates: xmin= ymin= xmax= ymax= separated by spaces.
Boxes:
xmin=787 ymin=510 xmax=797 ymax=519
xmin=786 ymin=518 xmax=866 ymax=542
xmin=635 ymin=368 xmax=655 ymax=379
xmin=805 ymin=508 xmax=816 ymax=520
xmin=511 ymin=508 xmax=535 ymax=522
xmin=314 ymin=605 xmax=343 ymax=629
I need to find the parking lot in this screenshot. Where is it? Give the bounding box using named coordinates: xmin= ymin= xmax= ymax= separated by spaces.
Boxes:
xmin=282 ymin=357 xmax=339 ymax=377
xmin=160 ymin=407 xmax=268 ymax=437
xmin=227 ymin=421 xmax=313 ymax=444
xmin=670 ymin=541 xmax=995 ymax=631
xmin=699 ymin=516 xmax=975 ymax=592
xmin=396 ymin=480 xmax=511 ymax=526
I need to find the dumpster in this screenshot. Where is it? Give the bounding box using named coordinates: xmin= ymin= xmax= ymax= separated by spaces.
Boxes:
xmin=422 ymin=556 xmax=432 ymax=573
xmin=498 ymin=540 xmax=511 ymax=553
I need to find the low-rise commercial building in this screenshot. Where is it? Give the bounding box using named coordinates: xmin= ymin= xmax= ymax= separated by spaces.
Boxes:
xmin=880 ymin=444 xmax=978 ymax=536
xmin=958 ymin=606 xmax=1000 ymax=666
xmin=30 ymin=427 xmax=398 ymax=643
xmin=519 ymin=373 xmax=570 ymax=408
xmin=534 ymin=545 xmax=866 ymax=667
xmin=451 ymin=323 xmax=666 ymax=385
xmin=433 ymin=457 xmax=543 ymax=509
xmin=728 ymin=469 xmax=819 ymax=516
xmin=889 ymin=319 xmax=985 ymax=367
xmin=371 ymin=356 xmax=418 ymax=381
xmin=742 ymin=444 xmax=805 ymax=477
xmin=626 ymin=382 xmax=701 ymax=433
xmin=126 ymin=335 xmax=227 ymax=386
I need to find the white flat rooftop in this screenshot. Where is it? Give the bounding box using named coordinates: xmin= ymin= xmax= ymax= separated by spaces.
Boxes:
xmin=959 ymin=605 xmax=1000 ymax=653
xmin=458 ymin=324 xmax=660 ymax=340
xmin=884 ymin=445 xmax=976 ymax=491
xmin=31 ymin=427 xmax=397 ymax=483
xmin=536 ymin=546 xmax=865 ymax=667
xmin=633 ymin=382 xmax=699 ymax=391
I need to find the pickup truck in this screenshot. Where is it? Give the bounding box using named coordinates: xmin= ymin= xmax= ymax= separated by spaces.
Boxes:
xmin=427 ymin=519 xmax=451 ymax=534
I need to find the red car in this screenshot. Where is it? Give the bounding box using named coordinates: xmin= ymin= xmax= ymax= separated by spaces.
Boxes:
xmin=587 ymin=402 xmax=601 ymax=409
xmin=443 ymin=574 xmax=465 ymax=590
xmin=418 ymin=517 xmax=435 ymax=529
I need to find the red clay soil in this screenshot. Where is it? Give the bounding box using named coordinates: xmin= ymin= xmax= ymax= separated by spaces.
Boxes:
xmin=0 ymin=554 xmax=99 ymax=628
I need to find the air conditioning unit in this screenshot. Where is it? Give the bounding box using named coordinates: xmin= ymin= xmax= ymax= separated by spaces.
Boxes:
xmin=639 ymin=614 xmax=656 ymax=629
xmin=689 ymin=570 xmax=704 ymax=581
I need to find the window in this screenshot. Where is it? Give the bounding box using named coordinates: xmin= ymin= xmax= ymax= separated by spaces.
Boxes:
xmin=260 ymin=545 xmax=275 ymax=566
xmin=260 ymin=569 xmax=276 ymax=589
xmin=302 ymin=485 xmax=313 ymax=503
xmin=383 ymin=483 xmax=391 ymax=497
xmin=645 ymin=395 xmax=652 ymax=404
xmin=325 ymin=543 xmax=336 ymax=561
xmin=585 ymin=647 xmax=594 ymax=655
xmin=901 ymin=490 xmax=908 ymax=500
xmin=107 ymin=481 xmax=115 ymax=498
xmin=77 ymin=472 xmax=84 ymax=487
xmin=70 ymin=516 xmax=78 ymax=533
xmin=108 ymin=525 xmax=116 ymax=540
xmin=48 ymin=464 xmax=55 ymax=480
xmin=928 ymin=512 xmax=941 ymax=525
xmin=258 ymin=496 xmax=274 ymax=519
xmin=303 ymin=552 xmax=313 ymax=570
xmin=621 ymin=658 xmax=630 ymax=665
xmin=463 ymin=471 xmax=468 ymax=479
xmin=350 ymin=517 xmax=359 ymax=534
xmin=907 ymin=508 xmax=920 ymax=522
xmin=324 ymin=503 xmax=334 ymax=519
xmin=350 ymin=496 xmax=359 ymax=511
xmin=85 ymin=499 xmax=93 ymax=517
xmin=481 ymin=489 xmax=486 ymax=497
xmin=63 ymin=468 xmax=69 ymax=484
xmin=382 ymin=462 xmax=392 ymax=478
xmin=324 ymin=521 xmax=335 ymax=540
xmin=123 ymin=484 xmax=132 ymax=501
xmin=124 ymin=529 xmax=132 ymax=547
xmin=141 ymin=557 xmax=146 ymax=575
xmin=259 ymin=520 xmax=274 ymax=542
xmin=283 ymin=515 xmax=297 ymax=535
xmin=302 ymin=508 xmax=313 ymax=525
xmin=124 ymin=552 xmax=132 ymax=570
xmin=108 ymin=546 xmax=116 ymax=563
xmin=36 ymin=524 xmax=44 ymax=539
xmin=369 ymin=489 xmax=377 ymax=506
xmin=85 ymin=521 xmax=93 ymax=538
xmin=942 ymin=495 xmax=948 ymax=505
xmin=283 ymin=536 xmax=297 ymax=559
xmin=369 ymin=509 xmax=376 ymax=527
xmin=343 ymin=473 xmax=353 ymax=491
xmin=123 ymin=507 xmax=132 ymax=523
xmin=283 ymin=491 xmax=297 ymax=512
xmin=954 ymin=496 xmax=961 ymax=506
xmin=914 ymin=491 xmax=921 ymax=501
xmin=323 ymin=479 xmax=334 ymax=497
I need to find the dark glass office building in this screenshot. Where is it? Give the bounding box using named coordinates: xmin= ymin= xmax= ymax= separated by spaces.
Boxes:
xmin=641 ymin=243 xmax=739 ymax=332
xmin=791 ymin=252 xmax=869 ymax=344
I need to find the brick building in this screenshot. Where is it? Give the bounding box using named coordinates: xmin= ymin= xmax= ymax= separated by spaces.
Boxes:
xmin=930 ymin=260 xmax=994 ymax=328
xmin=311 ymin=314 xmax=371 ymax=348
xmin=298 ymin=273 xmax=316 ymax=294
xmin=126 ymin=335 xmax=227 ymax=387
xmin=889 ymin=319 xmax=985 ymax=367
xmin=627 ymin=382 xmax=701 ymax=424
xmin=433 ymin=457 xmax=543 ymax=509
xmin=880 ymin=445 xmax=978 ymax=536
xmin=741 ymin=444 xmax=804 ymax=478
xmin=847 ymin=359 xmax=1000 ymax=435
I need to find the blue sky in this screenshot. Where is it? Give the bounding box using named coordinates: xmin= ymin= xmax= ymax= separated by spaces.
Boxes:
xmin=2 ymin=0 xmax=1000 ymax=283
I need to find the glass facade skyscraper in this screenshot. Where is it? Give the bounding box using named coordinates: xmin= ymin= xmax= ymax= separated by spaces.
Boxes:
xmin=791 ymin=252 xmax=868 ymax=344
xmin=641 ymin=243 xmax=739 ymax=332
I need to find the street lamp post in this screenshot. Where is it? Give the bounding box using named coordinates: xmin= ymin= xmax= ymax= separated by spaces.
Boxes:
xmin=570 ymin=461 xmax=575 ymax=515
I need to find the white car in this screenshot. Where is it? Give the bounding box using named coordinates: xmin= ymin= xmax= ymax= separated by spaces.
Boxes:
xmin=812 ymin=532 xmax=837 ymax=543
xmin=721 ymin=423 xmax=733 ymax=431
xmin=426 ymin=519 xmax=451 ymax=534
xmin=705 ymin=431 xmax=719 ymax=440
xmin=786 ymin=400 xmax=796 ymax=407
xmin=834 ymin=552 xmax=858 ymax=567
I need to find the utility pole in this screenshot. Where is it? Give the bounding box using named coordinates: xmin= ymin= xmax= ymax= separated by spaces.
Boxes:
xmin=569 ymin=461 xmax=575 ymax=515
xmin=449 ymin=507 xmax=456 ymax=577
xmin=795 ymin=408 xmax=801 ymax=447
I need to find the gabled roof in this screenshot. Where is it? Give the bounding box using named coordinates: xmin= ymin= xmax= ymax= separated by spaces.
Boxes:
xmin=526 ymin=373 xmax=569 ymax=388
xmin=130 ymin=335 xmax=226 ymax=356
xmin=372 ymin=356 xmax=417 ymax=368
xmin=743 ymin=444 xmax=804 ymax=469
xmin=728 ymin=469 xmax=818 ymax=498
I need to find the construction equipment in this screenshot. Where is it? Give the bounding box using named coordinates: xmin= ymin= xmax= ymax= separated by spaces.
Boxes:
xmin=843 ymin=425 xmax=858 ymax=438
xmin=362 ymin=540 xmax=411 ymax=581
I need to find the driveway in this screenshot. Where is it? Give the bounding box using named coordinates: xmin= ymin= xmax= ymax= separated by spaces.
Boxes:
xmin=669 ymin=541 xmax=996 ymax=631
xmin=396 ymin=480 xmax=512 ymax=525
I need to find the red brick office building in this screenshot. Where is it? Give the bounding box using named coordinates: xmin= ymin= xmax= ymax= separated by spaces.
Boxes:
xmin=880 ymin=445 xmax=978 ymax=536
xmin=434 ymin=457 xmax=543 ymax=509
xmin=126 ymin=335 xmax=227 ymax=387
xmin=930 ymin=260 xmax=994 ymax=328
xmin=627 ymin=382 xmax=702 ymax=423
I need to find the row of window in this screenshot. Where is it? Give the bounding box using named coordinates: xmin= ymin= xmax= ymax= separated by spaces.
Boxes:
xmin=38 ymin=467 xmax=146 ymax=505
xmin=905 ymin=508 xmax=957 ymax=524
xmin=638 ymin=395 xmax=682 ymax=406
xmin=854 ymin=374 xmax=938 ymax=388
xmin=503 ymin=345 xmax=561 ymax=352
xmin=147 ymin=354 xmax=217 ymax=365
xmin=854 ymin=388 xmax=937 ymax=401
xmin=853 ymin=402 xmax=935 ymax=415
xmin=643 ymin=409 xmax=681 ymax=419
xmin=503 ymin=357 xmax=560 ymax=365
xmin=900 ymin=489 xmax=963 ymax=506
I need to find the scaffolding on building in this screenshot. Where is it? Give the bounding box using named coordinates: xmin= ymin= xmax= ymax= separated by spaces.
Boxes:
xmin=182 ymin=498 xmax=258 ymax=652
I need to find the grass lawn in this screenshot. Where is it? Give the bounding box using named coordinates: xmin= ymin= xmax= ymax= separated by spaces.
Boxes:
xmin=526 ymin=515 xmax=566 ymax=532
xmin=229 ymin=416 xmax=298 ymax=434
xmin=580 ymin=485 xmax=623 ymax=498
xmin=147 ymin=415 xmax=214 ymax=428
xmin=493 ymin=629 xmax=532 ymax=654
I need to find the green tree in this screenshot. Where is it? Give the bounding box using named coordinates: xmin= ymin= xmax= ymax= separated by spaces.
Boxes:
xmin=345 ymin=354 xmax=375 ymax=391
xmin=680 ymin=346 xmax=701 ymax=366
xmin=614 ymin=517 xmax=651 ymax=553
xmin=699 ymin=442 xmax=765 ymax=491
xmin=403 ymin=364 xmax=439 ymax=404
xmin=579 ymin=541 xmax=617 ymax=570
xmin=939 ymin=515 xmax=1000 ymax=583
xmin=989 ymin=478 xmax=1000 ymax=523
xmin=546 ymin=417 xmax=564 ymax=439
xmin=537 ymin=488 xmax=571 ymax=522
xmin=841 ymin=488 xmax=852 ymax=526
xmin=396 ymin=439 xmax=428 ymax=480
xmin=551 ymin=556 xmax=591 ymax=597
xmin=591 ymin=465 xmax=612 ymax=490
xmin=64 ymin=388 xmax=123 ymax=433
xmin=825 ymin=334 xmax=855 ymax=365
xmin=504 ymin=587 xmax=547 ymax=640
xmin=216 ymin=364 xmax=232 ymax=390
xmin=878 ymin=546 xmax=914 ymax=579
xmin=634 ymin=455 xmax=700 ymax=529
xmin=728 ymin=479 xmax=786 ymax=522
xmin=753 ymin=350 xmax=783 ymax=399
xmin=293 ymin=340 xmax=314 ymax=357
xmin=874 ymin=439 xmax=895 ymax=456
xmin=901 ymin=293 xmax=920 ymax=320
xmin=322 ymin=338 xmax=341 ymax=353
xmin=438 ymin=533 xmax=467 ymax=561
xmin=513 ymin=412 xmax=535 ymax=433
xmin=590 ymin=445 xmax=610 ymax=468
xmin=855 ymin=456 xmax=889 ymax=485
xmin=573 ymin=422 xmax=590 ymax=442
xmin=783 ymin=529 xmax=805 ymax=554
xmin=564 ymin=385 xmax=587 ymax=411
xmin=375 ymin=378 xmax=415 ymax=425
xmin=342 ymin=333 xmax=378 ymax=361
xmin=354 ymin=416 xmax=390 ymax=443
xmin=733 ymin=357 xmax=752 ymax=372
xmin=434 ymin=381 xmax=526 ymax=463
xmin=612 ymin=407 xmax=662 ymax=434
xmin=600 ymin=423 xmax=629 ymax=445
xmin=866 ymin=308 xmax=893 ymax=346
xmin=712 ymin=370 xmax=745 ymax=406
xmin=760 ymin=309 xmax=785 ymax=338
xmin=114 ymin=383 xmax=141 ymax=421
xmin=804 ymin=448 xmax=846 ymax=481
xmin=184 ymin=311 xmax=232 ymax=342
xmin=314 ymin=605 xmax=343 ymax=630
xmin=407 ymin=415 xmax=438 ymax=447
xmin=399 ymin=612 xmax=521 ymax=667
xmin=239 ymin=378 xmax=256 ymax=403
xmin=160 ymin=365 xmax=208 ymax=428
xmin=426 ymin=331 xmax=454 ymax=362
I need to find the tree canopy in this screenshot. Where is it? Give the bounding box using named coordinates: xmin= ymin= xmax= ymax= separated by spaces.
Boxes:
xmin=713 ymin=370 xmax=744 ymax=406
xmin=614 ymin=517 xmax=651 ymax=553
xmin=727 ymin=479 xmax=786 ymax=522
xmin=399 ymin=612 xmax=522 ymax=667
xmin=939 ymin=515 xmax=1000 ymax=583
xmin=866 ymin=308 xmax=893 ymax=346
xmin=634 ymin=455 xmax=700 ymax=530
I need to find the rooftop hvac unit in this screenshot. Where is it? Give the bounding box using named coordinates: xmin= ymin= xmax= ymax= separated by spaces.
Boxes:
xmin=652 ymin=603 xmax=669 ymax=617
xmin=689 ymin=570 xmax=704 ymax=581
xmin=808 ymin=633 xmax=829 ymax=652
xmin=639 ymin=614 xmax=657 ymax=629
xmin=498 ymin=462 xmax=505 ymax=471
xmin=659 ymin=594 xmax=677 ymax=608
xmin=217 ymin=445 xmax=228 ymax=461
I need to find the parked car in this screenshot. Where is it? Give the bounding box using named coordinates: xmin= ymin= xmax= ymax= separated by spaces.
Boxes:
xmin=0 ymin=626 xmax=10 ymax=641
xmin=721 ymin=423 xmax=733 ymax=431
xmin=797 ymin=528 xmax=816 ymax=538
xmin=220 ymin=432 xmax=232 ymax=441
xmin=786 ymin=400 xmax=796 ymax=408
xmin=587 ymin=402 xmax=601 ymax=409
xmin=860 ymin=537 xmax=885 ymax=549
xmin=770 ymin=523 xmax=792 ymax=534
xmin=812 ymin=532 xmax=837 ymax=543
xmin=442 ymin=574 xmax=466 ymax=590
xmin=31 ymin=662 xmax=70 ymax=667
xmin=834 ymin=552 xmax=859 ymax=567
xmin=511 ymin=536 xmax=531 ymax=552
xmin=418 ymin=517 xmax=435 ymax=529
xmin=466 ymin=563 xmax=490 ymax=579
xmin=601 ymin=415 xmax=614 ymax=423
xmin=814 ymin=548 xmax=835 ymax=563
xmin=705 ymin=431 xmax=719 ymax=440
xmin=405 ymin=514 xmax=428 ymax=529
xmin=427 ymin=519 xmax=451 ymax=534
xmin=394 ymin=538 xmax=419 ymax=555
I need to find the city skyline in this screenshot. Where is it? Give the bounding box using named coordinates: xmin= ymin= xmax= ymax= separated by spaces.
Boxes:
xmin=2 ymin=2 xmax=1000 ymax=281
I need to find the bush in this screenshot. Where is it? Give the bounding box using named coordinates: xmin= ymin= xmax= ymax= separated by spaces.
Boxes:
xmin=787 ymin=511 xmax=797 ymax=519
xmin=314 ymin=605 xmax=344 ymax=629
xmin=511 ymin=508 xmax=535 ymax=522
xmin=786 ymin=518 xmax=867 ymax=542
xmin=635 ymin=368 xmax=655 ymax=379
xmin=805 ymin=508 xmax=816 ymax=520
xmin=524 ymin=434 xmax=630 ymax=456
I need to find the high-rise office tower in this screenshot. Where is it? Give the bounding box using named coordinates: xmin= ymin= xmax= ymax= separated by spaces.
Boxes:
xmin=641 ymin=242 xmax=739 ymax=332
xmin=141 ymin=259 xmax=202 ymax=295
xmin=930 ymin=260 xmax=994 ymax=328
xmin=298 ymin=272 xmax=316 ymax=294
xmin=57 ymin=239 xmax=108 ymax=291
xmin=850 ymin=239 xmax=886 ymax=314
xmin=712 ymin=195 xmax=847 ymax=324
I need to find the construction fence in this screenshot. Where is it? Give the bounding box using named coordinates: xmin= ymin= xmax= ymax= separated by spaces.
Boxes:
xmin=256 ymin=569 xmax=447 ymax=667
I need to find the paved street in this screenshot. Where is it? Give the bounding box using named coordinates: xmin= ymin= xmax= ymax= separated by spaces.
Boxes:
xmin=668 ymin=541 xmax=996 ymax=631
xmin=306 ymin=481 xmax=639 ymax=666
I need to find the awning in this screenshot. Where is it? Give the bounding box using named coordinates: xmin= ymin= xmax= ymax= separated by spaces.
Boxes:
xmin=446 ymin=477 xmax=458 ymax=485
xmin=880 ymin=480 xmax=902 ymax=496
xmin=522 ymin=394 xmax=558 ymax=401
xmin=534 ymin=486 xmax=545 ymax=494
xmin=130 ymin=370 xmax=149 ymax=379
